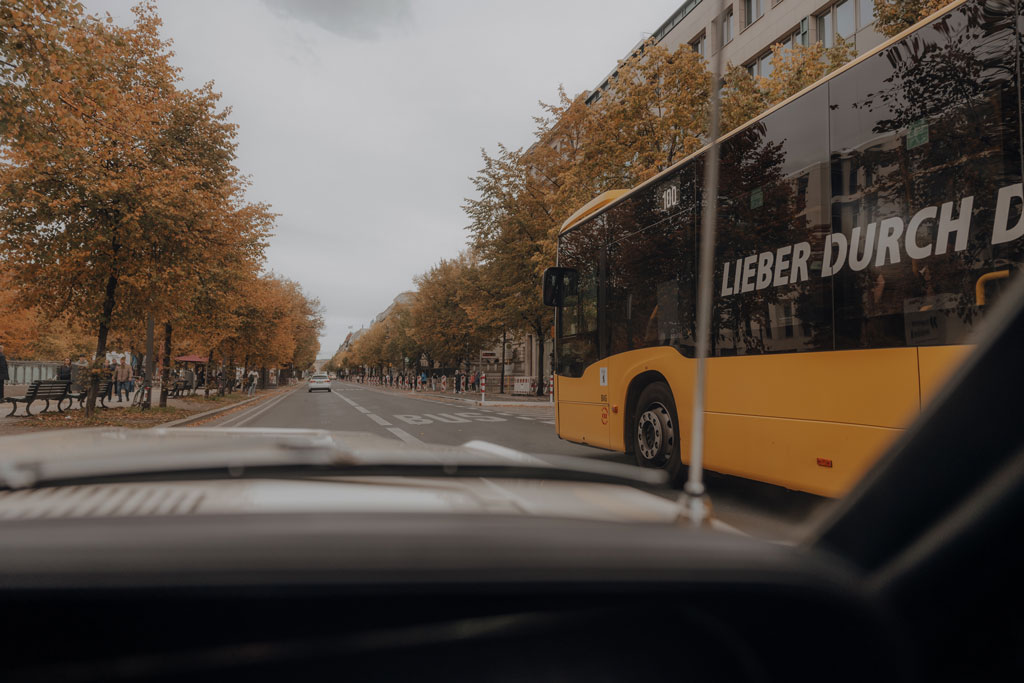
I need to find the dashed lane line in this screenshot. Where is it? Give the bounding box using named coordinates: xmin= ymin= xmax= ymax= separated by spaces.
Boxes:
xmin=333 ymin=391 xmax=359 ymax=407
xmin=331 ymin=389 xmax=399 ymax=434
xmin=387 ymin=427 xmax=424 ymax=445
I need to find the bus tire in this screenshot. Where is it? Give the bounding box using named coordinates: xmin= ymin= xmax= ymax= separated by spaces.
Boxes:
xmin=632 ymin=382 xmax=686 ymax=487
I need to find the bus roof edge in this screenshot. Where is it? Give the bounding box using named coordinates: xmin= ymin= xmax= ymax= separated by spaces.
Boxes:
xmin=560 ymin=189 xmax=630 ymax=233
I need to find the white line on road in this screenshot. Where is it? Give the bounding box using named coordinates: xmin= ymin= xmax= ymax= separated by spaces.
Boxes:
xmin=220 ymin=390 xmax=293 ymax=428
xmin=332 ymin=390 xmax=359 ymax=406
xmin=332 ymin=389 xmax=399 ymax=432
xmin=387 ymin=427 xmax=424 ymax=445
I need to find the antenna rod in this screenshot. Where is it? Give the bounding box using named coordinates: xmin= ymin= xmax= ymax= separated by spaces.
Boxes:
xmin=684 ymin=0 xmax=726 ymax=525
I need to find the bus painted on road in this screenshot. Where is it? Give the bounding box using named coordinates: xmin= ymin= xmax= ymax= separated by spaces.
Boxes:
xmin=545 ymin=0 xmax=1024 ymax=497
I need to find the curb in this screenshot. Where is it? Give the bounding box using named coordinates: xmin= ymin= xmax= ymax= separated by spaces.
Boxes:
xmin=349 ymin=384 xmax=553 ymax=408
xmin=157 ymin=396 xmax=260 ymax=428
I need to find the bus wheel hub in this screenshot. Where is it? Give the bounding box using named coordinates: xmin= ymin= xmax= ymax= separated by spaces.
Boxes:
xmin=637 ymin=403 xmax=673 ymax=461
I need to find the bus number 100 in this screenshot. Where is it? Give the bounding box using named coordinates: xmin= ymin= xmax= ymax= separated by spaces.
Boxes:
xmin=661 ymin=184 xmax=680 ymax=212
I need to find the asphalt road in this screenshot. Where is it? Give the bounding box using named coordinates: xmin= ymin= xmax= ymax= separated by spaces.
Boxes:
xmin=206 ymin=381 xmax=832 ymax=541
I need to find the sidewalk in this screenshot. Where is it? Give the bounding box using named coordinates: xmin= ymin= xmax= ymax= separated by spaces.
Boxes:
xmin=0 ymin=383 xmax=294 ymax=436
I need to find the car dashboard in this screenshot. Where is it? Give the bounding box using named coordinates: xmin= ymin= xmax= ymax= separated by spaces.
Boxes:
xmin=0 ymin=512 xmax=904 ymax=682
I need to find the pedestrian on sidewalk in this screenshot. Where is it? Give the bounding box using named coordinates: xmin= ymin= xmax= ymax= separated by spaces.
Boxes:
xmin=0 ymin=344 xmax=8 ymax=401
xmin=114 ymin=358 xmax=132 ymax=402
xmin=57 ymin=358 xmax=73 ymax=382
xmin=247 ymin=369 xmax=258 ymax=396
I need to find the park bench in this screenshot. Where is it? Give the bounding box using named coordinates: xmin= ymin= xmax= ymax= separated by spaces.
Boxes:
xmin=168 ymin=380 xmax=192 ymax=398
xmin=67 ymin=380 xmax=112 ymax=411
xmin=3 ymin=379 xmax=72 ymax=417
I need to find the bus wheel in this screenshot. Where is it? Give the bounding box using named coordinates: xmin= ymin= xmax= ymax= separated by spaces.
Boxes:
xmin=633 ymin=382 xmax=685 ymax=486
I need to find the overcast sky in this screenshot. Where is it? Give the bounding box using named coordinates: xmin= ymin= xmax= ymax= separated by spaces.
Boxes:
xmin=81 ymin=0 xmax=682 ymax=357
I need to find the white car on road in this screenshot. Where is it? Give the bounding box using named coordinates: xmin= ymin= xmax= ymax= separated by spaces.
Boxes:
xmin=307 ymin=373 xmax=331 ymax=393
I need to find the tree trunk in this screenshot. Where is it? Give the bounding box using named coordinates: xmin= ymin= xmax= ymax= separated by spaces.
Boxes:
xmin=205 ymin=348 xmax=214 ymax=398
xmin=85 ymin=274 xmax=118 ymax=417
xmin=534 ymin=324 xmax=545 ymax=397
xmin=159 ymin=322 xmax=172 ymax=408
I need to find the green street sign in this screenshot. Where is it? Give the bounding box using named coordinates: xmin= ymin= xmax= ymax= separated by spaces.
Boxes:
xmin=750 ymin=187 xmax=763 ymax=210
xmin=907 ymin=119 xmax=929 ymax=150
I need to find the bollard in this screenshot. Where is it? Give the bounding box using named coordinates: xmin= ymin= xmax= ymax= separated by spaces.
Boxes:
xmin=441 ymin=375 xmax=448 ymax=392
xmin=481 ymin=373 xmax=486 ymax=403
xmin=550 ymin=373 xmax=554 ymax=403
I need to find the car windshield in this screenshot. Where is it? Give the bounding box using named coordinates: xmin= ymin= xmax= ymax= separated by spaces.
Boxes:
xmin=0 ymin=0 xmax=1019 ymax=545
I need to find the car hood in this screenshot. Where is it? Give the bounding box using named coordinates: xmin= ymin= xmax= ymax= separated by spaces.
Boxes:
xmin=0 ymin=428 xmax=679 ymax=525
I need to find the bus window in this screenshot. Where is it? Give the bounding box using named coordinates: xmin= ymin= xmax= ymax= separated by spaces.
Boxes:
xmin=828 ymin=2 xmax=1022 ymax=350
xmin=606 ymin=167 xmax=697 ymax=358
xmin=557 ymin=219 xmax=603 ymax=377
xmin=712 ymin=86 xmax=832 ymax=356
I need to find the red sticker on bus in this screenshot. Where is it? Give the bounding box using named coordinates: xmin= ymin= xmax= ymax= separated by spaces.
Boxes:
xmin=816 ymin=458 xmax=833 ymax=468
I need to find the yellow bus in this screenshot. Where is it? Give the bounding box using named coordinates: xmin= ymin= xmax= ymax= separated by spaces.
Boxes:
xmin=543 ymin=0 xmax=1024 ymax=497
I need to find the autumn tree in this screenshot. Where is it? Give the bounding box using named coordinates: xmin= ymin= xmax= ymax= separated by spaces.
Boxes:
xmin=873 ymin=0 xmax=953 ymax=37
xmin=0 ymin=2 xmax=275 ymax=413
xmin=410 ymin=254 xmax=495 ymax=370
xmin=464 ymin=145 xmax=557 ymax=394
xmin=722 ymin=40 xmax=856 ymax=134
xmin=575 ymin=39 xmax=709 ymax=191
xmin=217 ymin=274 xmax=322 ymax=384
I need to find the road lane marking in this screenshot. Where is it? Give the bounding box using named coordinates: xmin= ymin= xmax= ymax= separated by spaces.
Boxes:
xmin=516 ymin=416 xmax=534 ymax=420
xmin=332 ymin=389 xmax=395 ymax=429
xmin=332 ymin=390 xmax=359 ymax=406
xmin=541 ymin=420 xmax=556 ymax=425
xmin=392 ymin=413 xmax=511 ymax=425
xmin=424 ymin=413 xmax=470 ymax=423
xmin=221 ymin=390 xmax=293 ymax=428
xmin=387 ymin=427 xmax=424 ymax=445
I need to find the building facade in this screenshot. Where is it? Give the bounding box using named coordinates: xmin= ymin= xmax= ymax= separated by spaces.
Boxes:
xmin=587 ymin=0 xmax=884 ymax=105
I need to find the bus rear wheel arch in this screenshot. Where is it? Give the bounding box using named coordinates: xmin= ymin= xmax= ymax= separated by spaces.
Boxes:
xmin=629 ymin=380 xmax=687 ymax=488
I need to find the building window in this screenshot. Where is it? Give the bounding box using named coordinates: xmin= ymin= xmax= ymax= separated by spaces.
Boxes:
xmin=817 ymin=0 xmax=865 ymax=47
xmin=797 ymin=17 xmax=809 ymax=46
xmin=817 ymin=8 xmax=834 ymax=48
xmin=835 ymin=0 xmax=855 ymax=38
xmin=690 ymin=32 xmax=706 ymax=57
xmin=720 ymin=7 xmax=735 ymax=47
xmin=748 ymin=51 xmax=775 ymax=78
xmin=743 ymin=0 xmax=764 ymax=28
xmin=857 ymin=0 xmax=875 ymax=28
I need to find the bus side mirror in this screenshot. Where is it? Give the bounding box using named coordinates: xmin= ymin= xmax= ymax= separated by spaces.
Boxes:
xmin=542 ymin=267 xmax=577 ymax=307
